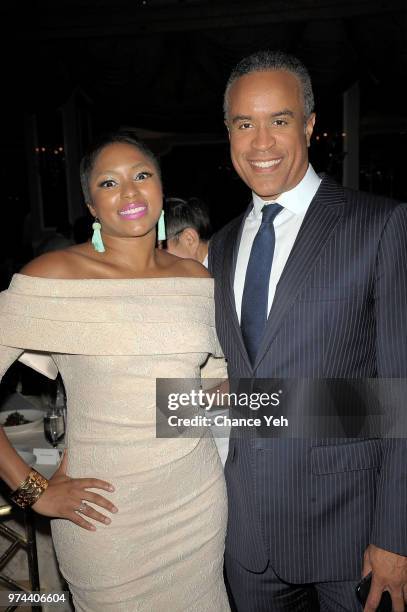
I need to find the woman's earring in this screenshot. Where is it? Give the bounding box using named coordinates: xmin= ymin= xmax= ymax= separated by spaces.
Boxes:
xmin=91 ymin=218 xmax=105 ymax=253
xmin=157 ymin=210 xmax=166 ymax=241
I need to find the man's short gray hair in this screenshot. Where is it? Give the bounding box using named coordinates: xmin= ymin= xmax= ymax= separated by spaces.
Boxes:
xmin=224 ymin=50 xmax=315 ymax=120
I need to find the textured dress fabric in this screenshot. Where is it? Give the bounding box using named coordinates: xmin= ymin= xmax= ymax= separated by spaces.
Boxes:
xmin=0 ymin=274 xmax=229 ymax=612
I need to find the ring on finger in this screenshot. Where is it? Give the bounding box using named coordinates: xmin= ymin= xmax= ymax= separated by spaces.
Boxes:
xmin=77 ymin=502 xmax=87 ymax=513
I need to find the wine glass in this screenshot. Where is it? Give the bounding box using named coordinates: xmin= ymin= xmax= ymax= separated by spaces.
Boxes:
xmin=44 ymin=406 xmax=65 ymax=448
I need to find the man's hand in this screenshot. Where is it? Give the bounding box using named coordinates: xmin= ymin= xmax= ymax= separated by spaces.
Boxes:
xmin=362 ymin=544 xmax=407 ymax=612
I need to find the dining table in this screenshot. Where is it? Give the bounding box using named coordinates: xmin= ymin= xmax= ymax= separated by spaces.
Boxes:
xmin=0 ymin=393 xmax=73 ymax=612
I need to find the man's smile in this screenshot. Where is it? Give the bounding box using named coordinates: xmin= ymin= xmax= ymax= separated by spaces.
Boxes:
xmin=249 ymin=158 xmax=283 ymax=170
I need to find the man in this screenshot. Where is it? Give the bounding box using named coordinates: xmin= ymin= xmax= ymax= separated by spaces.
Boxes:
xmin=165 ymin=196 xmax=212 ymax=266
xmin=209 ymin=50 xmax=407 ymax=611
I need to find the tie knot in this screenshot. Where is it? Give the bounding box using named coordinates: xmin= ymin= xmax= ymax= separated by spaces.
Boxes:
xmin=261 ymin=203 xmax=283 ymax=224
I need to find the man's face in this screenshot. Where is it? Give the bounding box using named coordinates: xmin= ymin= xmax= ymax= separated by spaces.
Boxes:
xmin=226 ymin=70 xmax=315 ymax=200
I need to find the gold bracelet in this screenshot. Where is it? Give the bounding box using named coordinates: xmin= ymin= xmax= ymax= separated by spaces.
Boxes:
xmin=10 ymin=469 xmax=49 ymax=509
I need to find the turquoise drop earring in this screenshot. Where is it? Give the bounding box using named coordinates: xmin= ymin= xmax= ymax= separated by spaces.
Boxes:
xmin=92 ymin=218 xmax=105 ymax=253
xmin=157 ymin=210 xmax=166 ymax=241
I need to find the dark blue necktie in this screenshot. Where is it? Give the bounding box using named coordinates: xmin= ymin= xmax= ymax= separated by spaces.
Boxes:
xmin=241 ymin=203 xmax=283 ymax=364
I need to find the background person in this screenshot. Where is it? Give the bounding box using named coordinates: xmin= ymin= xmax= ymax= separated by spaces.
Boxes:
xmin=165 ymin=196 xmax=212 ymax=266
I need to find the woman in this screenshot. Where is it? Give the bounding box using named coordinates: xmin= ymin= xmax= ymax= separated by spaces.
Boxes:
xmin=0 ymin=132 xmax=229 ymax=611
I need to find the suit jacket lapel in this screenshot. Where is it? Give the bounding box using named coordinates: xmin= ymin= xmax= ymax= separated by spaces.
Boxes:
xmin=254 ymin=176 xmax=345 ymax=371
xmin=220 ymin=206 xmax=253 ymax=370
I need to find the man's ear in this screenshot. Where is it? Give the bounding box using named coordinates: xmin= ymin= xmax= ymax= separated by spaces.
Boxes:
xmin=179 ymin=227 xmax=200 ymax=255
xmin=305 ymin=113 xmax=316 ymax=147
xmin=224 ymin=120 xmax=230 ymax=141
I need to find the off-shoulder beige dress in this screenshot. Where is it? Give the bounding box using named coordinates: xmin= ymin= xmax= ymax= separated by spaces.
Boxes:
xmin=0 ymin=274 xmax=229 ymax=612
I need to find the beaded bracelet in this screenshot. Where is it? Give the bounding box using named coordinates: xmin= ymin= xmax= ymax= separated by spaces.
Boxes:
xmin=10 ymin=469 xmax=49 ymax=509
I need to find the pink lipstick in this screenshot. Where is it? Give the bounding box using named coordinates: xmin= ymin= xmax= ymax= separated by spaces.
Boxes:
xmin=118 ymin=203 xmax=147 ymax=220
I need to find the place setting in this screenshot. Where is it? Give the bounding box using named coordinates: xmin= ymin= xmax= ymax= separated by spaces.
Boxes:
xmin=0 ymin=380 xmax=66 ymax=479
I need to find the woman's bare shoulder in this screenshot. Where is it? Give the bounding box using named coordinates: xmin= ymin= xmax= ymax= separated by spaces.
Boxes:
xmin=168 ymin=255 xmax=211 ymax=279
xmin=19 ymin=244 xmax=92 ymax=279
xmin=155 ymin=249 xmax=211 ymax=278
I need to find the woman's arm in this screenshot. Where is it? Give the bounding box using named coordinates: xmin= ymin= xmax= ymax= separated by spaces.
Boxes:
xmin=0 ymin=345 xmax=118 ymax=530
xmin=0 ymin=425 xmax=118 ymax=530
xmin=0 ymin=426 xmax=32 ymax=488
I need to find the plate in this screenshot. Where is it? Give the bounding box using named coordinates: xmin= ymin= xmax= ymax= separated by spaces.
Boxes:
xmin=0 ymin=409 xmax=44 ymax=433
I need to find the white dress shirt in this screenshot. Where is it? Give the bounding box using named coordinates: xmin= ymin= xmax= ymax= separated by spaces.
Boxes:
xmin=233 ymin=165 xmax=322 ymax=322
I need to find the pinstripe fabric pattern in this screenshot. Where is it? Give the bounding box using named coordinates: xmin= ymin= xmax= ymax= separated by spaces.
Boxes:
xmin=225 ymin=553 xmax=361 ymax=611
xmin=209 ymin=174 xmax=407 ymax=583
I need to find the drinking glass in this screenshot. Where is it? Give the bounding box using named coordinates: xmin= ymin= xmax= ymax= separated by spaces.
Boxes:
xmin=44 ymin=406 xmax=65 ymax=448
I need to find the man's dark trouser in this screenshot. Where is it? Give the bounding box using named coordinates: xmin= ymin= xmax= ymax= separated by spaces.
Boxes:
xmin=225 ymin=553 xmax=361 ymax=611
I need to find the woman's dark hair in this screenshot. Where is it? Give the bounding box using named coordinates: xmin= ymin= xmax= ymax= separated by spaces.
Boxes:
xmin=80 ymin=131 xmax=161 ymax=203
xmin=164 ymin=197 xmax=212 ymax=242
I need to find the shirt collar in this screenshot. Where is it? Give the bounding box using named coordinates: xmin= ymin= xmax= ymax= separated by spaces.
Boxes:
xmin=251 ymin=164 xmax=321 ymax=218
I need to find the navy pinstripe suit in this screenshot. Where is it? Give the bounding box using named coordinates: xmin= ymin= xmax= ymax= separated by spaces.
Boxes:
xmin=209 ymin=174 xmax=407 ymax=584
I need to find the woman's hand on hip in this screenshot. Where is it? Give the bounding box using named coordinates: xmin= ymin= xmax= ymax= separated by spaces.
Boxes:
xmin=32 ymin=451 xmax=118 ymax=531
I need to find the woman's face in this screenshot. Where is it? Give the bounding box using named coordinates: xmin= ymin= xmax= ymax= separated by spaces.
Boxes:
xmin=88 ymin=142 xmax=163 ymax=240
